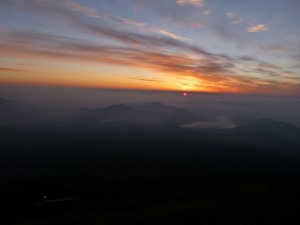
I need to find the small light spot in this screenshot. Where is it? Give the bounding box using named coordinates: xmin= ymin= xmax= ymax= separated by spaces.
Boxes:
xmin=183 ymin=92 xmax=187 ymax=96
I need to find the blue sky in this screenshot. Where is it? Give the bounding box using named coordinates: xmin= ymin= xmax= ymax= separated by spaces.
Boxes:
xmin=0 ymin=0 xmax=300 ymax=95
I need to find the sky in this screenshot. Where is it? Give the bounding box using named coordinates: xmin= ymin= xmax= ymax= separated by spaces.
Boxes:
xmin=0 ymin=0 xmax=300 ymax=96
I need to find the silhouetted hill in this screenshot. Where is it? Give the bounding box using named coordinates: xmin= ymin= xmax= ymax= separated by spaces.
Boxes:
xmin=103 ymin=103 xmax=135 ymax=113
xmin=1 ymin=101 xmax=300 ymax=224
xmin=136 ymin=102 xmax=202 ymax=124
xmin=0 ymin=97 xmax=43 ymax=125
xmin=136 ymin=102 xmax=175 ymax=111
xmin=101 ymin=104 xmax=139 ymax=118
xmin=0 ymin=96 xmax=10 ymax=104
xmin=231 ymin=115 xmax=300 ymax=145
xmin=70 ymin=102 xmax=203 ymax=125
xmin=70 ymin=107 xmax=91 ymax=116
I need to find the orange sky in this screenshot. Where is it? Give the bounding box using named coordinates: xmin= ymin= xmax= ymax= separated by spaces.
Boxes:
xmin=1 ymin=0 xmax=300 ymax=96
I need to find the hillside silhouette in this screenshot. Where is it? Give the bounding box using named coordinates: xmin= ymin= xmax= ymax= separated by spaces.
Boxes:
xmin=1 ymin=98 xmax=300 ymax=224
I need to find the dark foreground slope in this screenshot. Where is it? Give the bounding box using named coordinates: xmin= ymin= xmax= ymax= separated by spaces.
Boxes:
xmin=1 ymin=102 xmax=300 ymax=224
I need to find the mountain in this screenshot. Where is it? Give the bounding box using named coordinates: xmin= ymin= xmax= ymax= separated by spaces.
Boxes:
xmin=0 ymin=97 xmax=10 ymax=104
xmin=101 ymin=104 xmax=138 ymax=117
xmin=135 ymin=102 xmax=175 ymax=112
xmin=0 ymin=97 xmax=63 ymax=126
xmin=70 ymin=102 xmax=203 ymax=126
xmin=136 ymin=102 xmax=204 ymax=124
xmin=0 ymin=97 xmax=42 ymax=125
xmin=231 ymin=115 xmax=300 ymax=145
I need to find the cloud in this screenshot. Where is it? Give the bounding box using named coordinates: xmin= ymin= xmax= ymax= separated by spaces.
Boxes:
xmin=74 ymin=21 xmax=213 ymax=58
xmin=23 ymin=0 xmax=189 ymax=41
xmin=101 ymin=13 xmax=188 ymax=40
xmin=257 ymin=62 xmax=280 ymax=70
xmin=283 ymin=72 xmax=300 ymax=81
xmin=27 ymin=0 xmax=100 ymax=18
xmin=240 ymin=60 xmax=283 ymax=78
xmin=1 ymin=29 xmax=299 ymax=94
xmin=254 ymin=68 xmax=280 ymax=77
xmin=204 ymin=10 xmax=211 ymax=15
xmin=176 ymin=0 xmax=206 ymax=7
xmin=247 ymin=24 xmax=268 ymax=32
xmin=231 ymin=19 xmax=243 ymax=24
xmin=66 ymin=1 xmax=99 ymax=17
xmin=0 ymin=67 xmax=27 ymax=72
xmin=156 ymin=29 xmax=187 ymax=40
xmin=118 ymin=18 xmax=147 ymax=28
xmin=129 ymin=77 xmax=166 ymax=82
xmin=225 ymin=12 xmax=244 ymax=25
xmin=291 ymin=63 xmax=300 ymax=69
xmin=239 ymin=56 xmax=257 ymax=61
xmin=226 ymin=12 xmax=235 ymax=19
xmin=0 ymin=0 xmax=299 ymax=95
xmin=115 ymin=16 xmax=188 ymax=40
xmin=17 ymin=0 xmax=202 ymax=40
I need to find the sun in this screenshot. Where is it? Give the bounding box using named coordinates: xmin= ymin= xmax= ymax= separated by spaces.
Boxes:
xmin=183 ymin=92 xmax=187 ymax=96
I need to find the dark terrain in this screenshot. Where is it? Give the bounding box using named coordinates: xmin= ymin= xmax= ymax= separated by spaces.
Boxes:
xmin=1 ymin=98 xmax=300 ymax=224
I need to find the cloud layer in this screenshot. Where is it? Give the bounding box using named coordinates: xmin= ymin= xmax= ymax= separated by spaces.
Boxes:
xmin=0 ymin=0 xmax=299 ymax=95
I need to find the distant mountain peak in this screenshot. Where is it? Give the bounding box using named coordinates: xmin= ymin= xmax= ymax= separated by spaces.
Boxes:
xmin=137 ymin=102 xmax=174 ymax=111
xmin=103 ymin=104 xmax=134 ymax=111
xmin=101 ymin=104 xmax=139 ymax=117
xmin=71 ymin=107 xmax=91 ymax=116
xmin=0 ymin=97 xmax=11 ymax=104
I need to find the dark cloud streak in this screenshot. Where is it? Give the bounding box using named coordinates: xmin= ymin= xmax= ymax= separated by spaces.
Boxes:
xmin=0 ymin=67 xmax=27 ymax=72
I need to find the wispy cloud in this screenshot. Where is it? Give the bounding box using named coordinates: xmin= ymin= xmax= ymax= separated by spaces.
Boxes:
xmin=176 ymin=0 xmax=206 ymax=7
xmin=156 ymin=29 xmax=187 ymax=40
xmin=118 ymin=18 xmax=147 ymax=28
xmin=239 ymin=56 xmax=257 ymax=61
xmin=0 ymin=67 xmax=27 ymax=72
xmin=283 ymin=72 xmax=300 ymax=81
xmin=112 ymin=16 xmax=187 ymax=40
xmin=291 ymin=63 xmax=300 ymax=69
xmin=23 ymin=0 xmax=100 ymax=18
xmin=231 ymin=19 xmax=243 ymax=24
xmin=1 ymin=29 xmax=298 ymax=94
xmin=226 ymin=12 xmax=244 ymax=25
xmin=109 ymin=15 xmax=188 ymax=40
xmin=254 ymin=68 xmax=280 ymax=77
xmin=129 ymin=77 xmax=166 ymax=82
xmin=204 ymin=10 xmax=211 ymax=15
xmin=226 ymin=12 xmax=235 ymax=19
xmin=257 ymin=62 xmax=280 ymax=70
xmin=25 ymin=0 xmax=189 ymax=41
xmin=247 ymin=24 xmax=268 ymax=32
xmin=66 ymin=1 xmax=99 ymax=17
xmin=0 ymin=0 xmax=205 ymax=56
xmin=74 ymin=21 xmax=213 ymax=58
xmin=0 ymin=0 xmax=299 ymax=95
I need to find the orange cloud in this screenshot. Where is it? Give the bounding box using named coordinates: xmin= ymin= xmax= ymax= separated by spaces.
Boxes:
xmin=1 ymin=28 xmax=299 ymax=95
xmin=247 ymin=24 xmax=268 ymax=33
xmin=177 ymin=0 xmax=206 ymax=7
